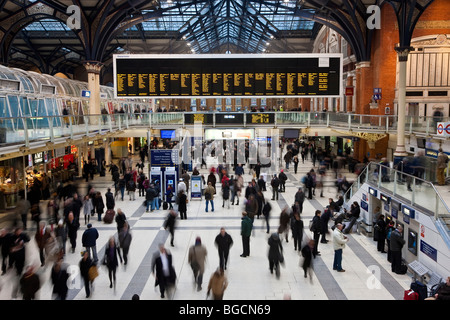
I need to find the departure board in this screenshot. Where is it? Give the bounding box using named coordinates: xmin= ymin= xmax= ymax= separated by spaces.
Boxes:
xmin=114 ymin=54 xmax=342 ymax=98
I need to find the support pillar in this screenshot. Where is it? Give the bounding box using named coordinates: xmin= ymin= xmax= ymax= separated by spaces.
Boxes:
xmin=393 ymin=47 xmax=411 ymax=162
xmin=355 ymin=61 xmax=372 ymax=115
xmin=84 ymin=61 xmax=104 ymax=123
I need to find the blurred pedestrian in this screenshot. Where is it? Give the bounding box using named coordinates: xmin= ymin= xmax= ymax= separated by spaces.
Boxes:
xmin=188 ymin=236 xmax=208 ymax=292
xmin=278 ymin=206 xmax=290 ymax=243
xmin=79 ymin=250 xmax=94 ymax=298
xmin=66 ymin=211 xmax=79 ymax=254
xmin=301 ymin=239 xmax=314 ymax=280
xmin=262 ymin=201 xmax=272 ymax=234
xmin=19 ymin=265 xmax=40 ymax=300
xmin=118 ymin=222 xmax=132 ymax=265
xmin=51 ymin=257 xmax=69 ymax=300
xmin=103 ymin=236 xmax=122 ymax=289
xmin=207 ymin=268 xmax=228 ymax=300
xmin=437 ymin=148 xmax=448 ymax=185
xmin=151 ymin=244 xmax=176 ymax=299
xmin=163 ymin=210 xmax=177 ymax=247
xmin=10 ymin=227 xmax=30 ymax=276
xmin=268 ymin=232 xmax=283 ymax=278
xmin=115 ymin=208 xmax=127 ymax=233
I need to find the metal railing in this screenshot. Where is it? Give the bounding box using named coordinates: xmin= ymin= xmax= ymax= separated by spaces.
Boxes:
xmin=0 ymin=111 xmax=448 ymax=148
xmin=343 ymin=161 xmax=450 ymax=235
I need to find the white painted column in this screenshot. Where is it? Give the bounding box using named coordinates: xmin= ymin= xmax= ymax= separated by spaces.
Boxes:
xmin=394 ymin=47 xmax=411 ymax=160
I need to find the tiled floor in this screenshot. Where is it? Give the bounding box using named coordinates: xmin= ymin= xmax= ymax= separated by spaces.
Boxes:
xmin=0 ymin=153 xmax=413 ymax=301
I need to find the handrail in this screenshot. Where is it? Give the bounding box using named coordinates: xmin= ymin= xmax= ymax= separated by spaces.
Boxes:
xmin=343 ymin=161 xmax=450 ymax=220
xmin=0 ymin=111 xmax=446 ymax=149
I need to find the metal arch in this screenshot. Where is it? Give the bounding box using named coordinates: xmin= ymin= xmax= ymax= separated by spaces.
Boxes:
xmin=385 ymin=0 xmax=436 ymax=50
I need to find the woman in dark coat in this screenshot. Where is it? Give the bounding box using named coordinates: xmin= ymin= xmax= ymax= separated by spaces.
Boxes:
xmin=103 ymin=236 xmax=122 ymax=289
xmin=93 ymin=192 xmax=105 ymax=221
xmin=267 ymin=232 xmax=283 ymax=278
xmin=177 ymin=190 xmax=187 ymax=220
xmin=290 ymin=212 xmax=304 ymax=251
xmin=79 ymin=250 xmax=94 ymax=298
xmin=375 ymin=215 xmax=387 ymax=253
xmin=51 ymin=258 xmax=69 ymax=300
xmin=301 ymin=239 xmax=314 ymax=280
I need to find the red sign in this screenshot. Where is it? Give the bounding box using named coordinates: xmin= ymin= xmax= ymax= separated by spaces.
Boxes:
xmin=345 ymin=87 xmax=354 ymax=96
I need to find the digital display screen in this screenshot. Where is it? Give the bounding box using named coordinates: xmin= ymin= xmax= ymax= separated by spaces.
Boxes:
xmin=284 ymin=129 xmax=299 ymax=139
xmin=160 ymin=129 xmax=175 ymax=139
xmin=114 ymin=54 xmax=342 ymax=98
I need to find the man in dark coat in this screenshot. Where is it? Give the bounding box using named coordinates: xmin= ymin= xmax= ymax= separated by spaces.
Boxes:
xmin=278 ymin=169 xmax=287 ymax=192
xmin=267 ymin=232 xmax=283 ymax=278
xmin=390 ymin=224 xmax=405 ymax=274
xmin=294 ymin=188 xmax=305 ymax=213
xmin=291 ymin=212 xmax=304 ymax=251
xmin=105 ymin=188 xmax=115 ymax=210
xmin=240 ymin=212 xmax=252 ymax=257
xmin=82 ymin=224 xmax=99 ymax=262
xmin=270 ymin=174 xmax=280 ymax=200
xmin=151 ymin=244 xmax=176 ymax=298
xmin=214 ymin=227 xmax=233 ymax=270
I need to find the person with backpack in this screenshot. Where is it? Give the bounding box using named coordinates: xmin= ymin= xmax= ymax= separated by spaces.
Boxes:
xmin=278 ymin=169 xmax=287 ymax=192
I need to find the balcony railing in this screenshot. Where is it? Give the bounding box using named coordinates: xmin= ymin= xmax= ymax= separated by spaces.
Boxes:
xmin=0 ymin=112 xmax=447 ymax=148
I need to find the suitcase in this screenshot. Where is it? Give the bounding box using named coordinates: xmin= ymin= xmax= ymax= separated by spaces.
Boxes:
xmin=410 ymin=281 xmax=427 ymax=300
xmin=404 ymin=289 xmax=419 ymax=300
xmin=103 ymin=209 xmax=115 ymax=224
xmin=163 ymin=201 xmax=168 ymax=210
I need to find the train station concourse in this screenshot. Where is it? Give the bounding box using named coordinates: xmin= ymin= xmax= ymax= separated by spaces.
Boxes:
xmin=0 ymin=0 xmax=449 ymax=308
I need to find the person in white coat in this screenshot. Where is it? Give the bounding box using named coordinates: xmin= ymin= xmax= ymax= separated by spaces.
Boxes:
xmin=332 ymin=223 xmax=348 ymax=272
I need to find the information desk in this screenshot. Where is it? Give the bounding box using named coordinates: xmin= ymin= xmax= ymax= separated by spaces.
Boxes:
xmin=114 ymin=53 xmax=343 ymax=98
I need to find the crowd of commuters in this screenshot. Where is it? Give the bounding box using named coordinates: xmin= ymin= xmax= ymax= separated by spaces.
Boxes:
xmin=0 ymin=136 xmax=448 ymax=301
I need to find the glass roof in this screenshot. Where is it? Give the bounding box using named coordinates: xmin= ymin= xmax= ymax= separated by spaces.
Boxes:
xmin=24 ymin=19 xmax=71 ymax=32
xmin=135 ymin=0 xmax=316 ymax=53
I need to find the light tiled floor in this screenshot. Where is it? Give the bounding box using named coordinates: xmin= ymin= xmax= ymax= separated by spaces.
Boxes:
xmin=0 ymin=154 xmax=413 ymax=300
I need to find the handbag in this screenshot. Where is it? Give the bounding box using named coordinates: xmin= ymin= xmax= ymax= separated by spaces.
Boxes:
xmin=88 ymin=265 xmax=99 ymax=281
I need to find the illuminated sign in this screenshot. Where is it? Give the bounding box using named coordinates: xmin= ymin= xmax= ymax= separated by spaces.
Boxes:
xmin=402 ymin=205 xmax=415 ymax=219
xmin=380 ymin=193 xmax=390 ymax=204
xmin=246 ymin=113 xmax=275 ymax=124
xmin=114 ymin=53 xmax=343 ymax=98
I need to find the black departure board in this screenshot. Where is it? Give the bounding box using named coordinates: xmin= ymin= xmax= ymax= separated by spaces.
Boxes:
xmin=114 ymin=54 xmax=342 ymax=98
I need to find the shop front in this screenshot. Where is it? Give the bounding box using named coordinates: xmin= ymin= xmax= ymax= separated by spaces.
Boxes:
xmin=0 ymin=158 xmax=25 ymax=211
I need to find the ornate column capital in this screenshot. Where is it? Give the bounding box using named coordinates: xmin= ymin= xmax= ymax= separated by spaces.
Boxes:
xmin=83 ymin=61 xmax=104 ymax=74
xmin=395 ymin=46 xmax=413 ymax=62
